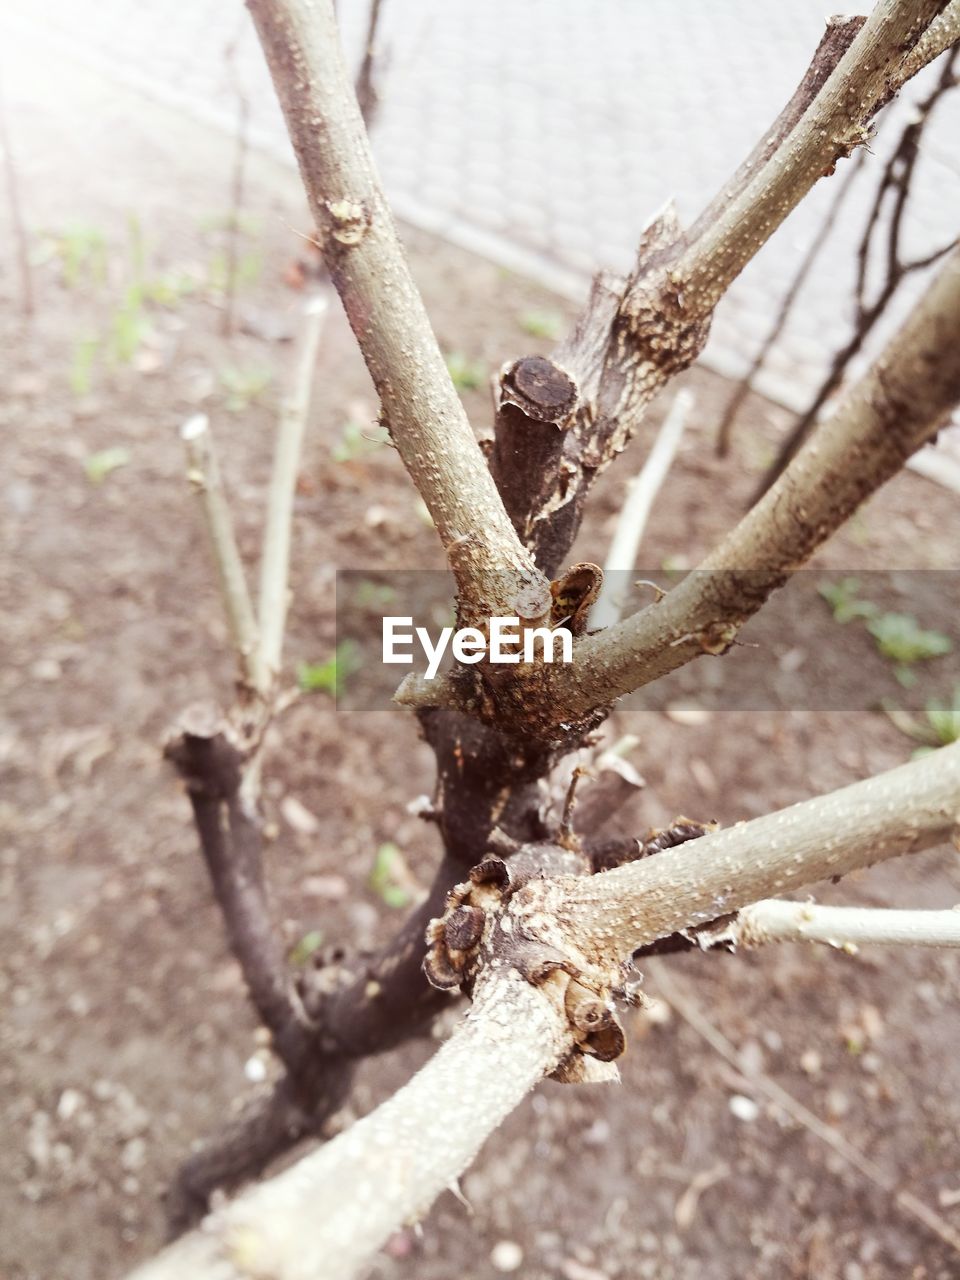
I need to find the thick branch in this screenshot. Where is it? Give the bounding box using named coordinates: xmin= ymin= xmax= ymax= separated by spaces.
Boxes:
xmin=138 ymin=744 xmax=960 ymax=1279
xmin=676 ymin=0 xmax=945 ymax=313
xmin=552 ymin=742 xmax=960 ymax=963
xmin=530 ymin=241 xmax=960 ymax=730
xmin=247 ymin=0 xmax=548 ymax=621
xmin=130 ymin=968 xmax=571 ymax=1280
xmin=710 ymin=899 xmax=960 ymax=950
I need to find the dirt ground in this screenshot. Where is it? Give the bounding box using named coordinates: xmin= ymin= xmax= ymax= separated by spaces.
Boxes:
xmin=2 ymin=36 xmax=959 ymax=1280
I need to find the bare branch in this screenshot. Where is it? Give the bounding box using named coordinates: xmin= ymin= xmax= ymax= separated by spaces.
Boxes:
xmin=590 ymin=389 xmax=694 ymax=630
xmin=531 ymin=242 xmax=960 ymax=730
xmin=181 ymin=415 xmax=266 ymax=694
xmin=247 ymin=0 xmax=549 ymax=621
xmin=676 ymin=0 xmax=946 ymax=314
xmin=714 ymin=147 xmax=866 ymax=457
xmin=898 ymin=0 xmax=960 ymax=86
xmin=398 ymin=245 xmax=960 ymax=728
xmin=129 ymin=968 xmax=572 ymax=1280
xmin=138 ymin=743 xmax=960 ymax=1278
xmin=552 ymin=741 xmax=960 ymax=962
xmin=707 ymin=899 xmax=960 ymax=950
xmin=257 ymin=290 xmax=330 ymax=682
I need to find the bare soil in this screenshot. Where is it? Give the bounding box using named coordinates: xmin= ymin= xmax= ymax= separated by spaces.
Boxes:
xmin=2 ymin=40 xmax=959 ymax=1280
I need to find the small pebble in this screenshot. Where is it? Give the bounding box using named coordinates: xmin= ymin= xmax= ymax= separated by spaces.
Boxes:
xmin=491 ymin=1240 xmax=524 ymax=1273
xmin=729 ymin=1094 xmax=760 ymax=1122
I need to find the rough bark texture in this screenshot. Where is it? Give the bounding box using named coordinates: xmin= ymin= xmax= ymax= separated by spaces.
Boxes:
xmin=140 ymin=743 xmax=960 ymax=1280
xmin=246 ymin=0 xmax=549 ymax=625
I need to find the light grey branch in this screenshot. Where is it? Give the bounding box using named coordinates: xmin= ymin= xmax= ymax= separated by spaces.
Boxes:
xmin=126 ymin=967 xmax=574 ymax=1280
xmin=550 ymin=741 xmax=960 ymax=963
xmin=708 ymin=899 xmax=960 ymax=950
xmin=128 ymin=743 xmax=960 ymax=1279
xmin=246 ymin=0 xmax=549 ymax=623
xmin=182 ymin=414 xmax=265 ymax=694
xmin=257 ymin=289 xmax=330 ymax=682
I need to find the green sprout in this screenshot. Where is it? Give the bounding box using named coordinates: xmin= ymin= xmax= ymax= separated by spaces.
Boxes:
xmin=817 ymin=578 xmax=879 ymax=624
xmin=883 ymin=687 xmax=960 ymax=756
xmin=297 ymin=640 xmax=361 ymax=697
xmin=444 ymin=351 xmax=486 ymax=391
xmin=84 ymin=447 xmax=131 ymax=484
xmin=288 ymin=929 xmax=325 ymax=966
xmin=368 ymin=842 xmax=413 ymax=909
xmin=867 ymin=612 xmax=952 ymax=687
xmin=518 ymin=308 xmax=563 ymax=340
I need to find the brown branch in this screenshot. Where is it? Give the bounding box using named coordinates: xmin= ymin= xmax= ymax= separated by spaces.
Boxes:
xmin=759 ymin=47 xmax=959 ymax=491
xmin=474 ymin=240 xmax=960 ymax=735
xmin=488 ymin=3 xmax=944 ymax=578
xmin=714 ymin=146 xmax=867 ymax=457
xmin=164 ymin=706 xmax=303 ymax=1050
xmin=246 ymin=0 xmax=549 ymax=623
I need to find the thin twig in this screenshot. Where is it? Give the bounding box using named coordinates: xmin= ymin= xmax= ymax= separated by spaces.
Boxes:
xmin=181 ymin=414 xmax=265 ymax=693
xmin=590 ymin=389 xmax=694 ymax=630
xmin=708 ymin=898 xmax=960 ymax=950
xmin=714 ymin=148 xmax=866 ymax=457
xmin=759 ymin=48 xmax=959 ymax=493
xmin=650 ymin=961 xmax=960 ymax=1256
xmin=257 ymin=289 xmax=331 ymax=681
xmin=0 ymin=66 xmax=34 ymax=318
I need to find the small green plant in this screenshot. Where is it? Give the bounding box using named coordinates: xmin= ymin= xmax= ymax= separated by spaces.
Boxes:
xmin=142 ymin=270 xmax=198 ymax=306
xmin=83 ymin=447 xmax=131 ymax=484
xmin=353 ymin=580 xmax=398 ymax=610
xmin=297 ymin=640 xmax=361 ymax=697
xmin=444 ymin=350 xmax=486 ymax=392
xmin=331 ymin=420 xmax=389 ymax=463
xmin=866 ymin=612 xmax=952 ymax=686
xmin=288 ymin=929 xmax=325 ymax=966
xmin=817 ymin=577 xmax=879 ymax=624
xmin=109 ymin=286 xmax=149 ymax=365
xmin=219 ymin=364 xmax=273 ymax=412
xmin=518 ymin=308 xmax=563 ymax=340
xmin=207 ymin=248 xmax=262 ymax=295
xmin=50 ymin=224 xmax=108 ymax=289
xmin=70 ymin=336 xmax=101 ymax=397
xmin=883 ymin=687 xmax=960 ymax=756
xmin=368 ymin=842 xmax=414 ymax=909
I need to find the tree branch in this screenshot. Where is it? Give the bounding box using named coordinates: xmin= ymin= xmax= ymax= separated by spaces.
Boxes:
xmin=399 ymin=243 xmax=960 ymax=730
xmin=706 ymin=899 xmax=960 ymax=950
xmin=136 ymin=742 xmax=960 ymax=1280
xmin=130 ymin=968 xmax=572 ymax=1280
xmin=535 ymin=243 xmax=960 ymax=732
xmin=246 ymin=0 xmax=549 ymax=622
xmin=181 ymin=415 xmax=266 ymax=695
xmin=257 ymin=290 xmax=330 ymax=682
xmin=675 ymin=0 xmax=945 ymax=314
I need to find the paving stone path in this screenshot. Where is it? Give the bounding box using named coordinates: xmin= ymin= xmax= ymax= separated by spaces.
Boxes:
xmin=3 ymin=0 xmax=959 ymax=472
